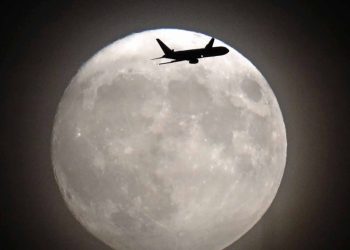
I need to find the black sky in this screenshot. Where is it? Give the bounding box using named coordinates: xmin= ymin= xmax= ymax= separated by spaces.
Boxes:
xmin=1 ymin=1 xmax=349 ymax=249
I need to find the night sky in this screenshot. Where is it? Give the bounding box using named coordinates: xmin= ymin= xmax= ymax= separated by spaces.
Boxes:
xmin=1 ymin=1 xmax=348 ymax=249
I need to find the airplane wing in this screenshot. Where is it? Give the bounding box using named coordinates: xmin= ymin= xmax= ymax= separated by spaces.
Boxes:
xmin=205 ymin=38 xmax=215 ymax=49
xmin=158 ymin=59 xmax=184 ymax=65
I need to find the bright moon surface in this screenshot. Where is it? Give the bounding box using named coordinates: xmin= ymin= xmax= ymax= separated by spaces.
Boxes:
xmin=52 ymin=29 xmax=287 ymax=250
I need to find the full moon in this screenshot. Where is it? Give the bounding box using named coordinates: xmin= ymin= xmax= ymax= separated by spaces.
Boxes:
xmin=52 ymin=29 xmax=287 ymax=250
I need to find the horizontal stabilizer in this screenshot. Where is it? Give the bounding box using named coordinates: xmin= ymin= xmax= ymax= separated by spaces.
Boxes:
xmin=151 ymin=56 xmax=164 ymax=60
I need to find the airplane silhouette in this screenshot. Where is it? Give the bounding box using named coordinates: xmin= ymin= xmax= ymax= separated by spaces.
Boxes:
xmin=152 ymin=37 xmax=229 ymax=65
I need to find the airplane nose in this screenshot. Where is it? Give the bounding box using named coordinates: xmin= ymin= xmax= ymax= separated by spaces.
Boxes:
xmin=219 ymin=47 xmax=229 ymax=54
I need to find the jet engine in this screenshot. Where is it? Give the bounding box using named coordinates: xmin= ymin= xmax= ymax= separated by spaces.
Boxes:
xmin=189 ymin=58 xmax=199 ymax=64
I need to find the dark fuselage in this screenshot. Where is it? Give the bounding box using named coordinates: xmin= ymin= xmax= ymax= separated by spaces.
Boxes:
xmin=154 ymin=38 xmax=229 ymax=64
xmin=166 ymin=47 xmax=229 ymax=61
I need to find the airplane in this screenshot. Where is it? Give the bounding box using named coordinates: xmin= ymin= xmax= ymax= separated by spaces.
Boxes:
xmin=152 ymin=37 xmax=229 ymax=65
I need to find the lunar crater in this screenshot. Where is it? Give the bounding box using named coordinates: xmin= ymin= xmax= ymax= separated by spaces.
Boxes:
xmin=241 ymin=78 xmax=263 ymax=102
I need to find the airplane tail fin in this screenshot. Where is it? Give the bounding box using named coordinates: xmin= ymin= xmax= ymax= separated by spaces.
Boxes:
xmin=205 ymin=38 xmax=215 ymax=49
xmin=156 ymin=39 xmax=172 ymax=55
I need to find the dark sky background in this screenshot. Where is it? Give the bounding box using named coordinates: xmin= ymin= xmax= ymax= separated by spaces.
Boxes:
xmin=1 ymin=0 xmax=348 ymax=249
